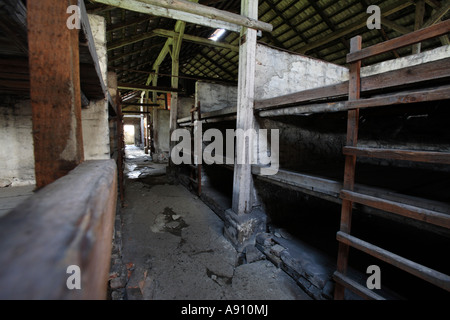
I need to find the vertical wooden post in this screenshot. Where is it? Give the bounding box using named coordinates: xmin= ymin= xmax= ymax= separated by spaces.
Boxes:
xmin=231 ymin=0 xmax=258 ymax=215
xmin=335 ymin=36 xmax=362 ymax=300
xmin=169 ymin=21 xmax=186 ymax=163
xmin=412 ymin=0 xmax=425 ymax=54
xmin=116 ymin=95 xmax=125 ymax=208
xmin=28 ymin=0 xmax=84 ymax=189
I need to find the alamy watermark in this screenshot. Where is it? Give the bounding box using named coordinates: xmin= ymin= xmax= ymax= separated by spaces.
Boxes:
xmin=171 ymin=121 xmax=280 ymax=176
xmin=66 ymin=265 xmax=81 ymax=290
xmin=367 ymin=5 xmax=381 ymax=30
xmin=66 ymin=5 xmax=81 ymax=30
xmin=367 ymin=265 xmax=381 ymax=290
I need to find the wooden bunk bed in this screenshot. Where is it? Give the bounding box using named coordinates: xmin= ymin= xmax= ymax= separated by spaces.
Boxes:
xmin=176 ymin=20 xmax=450 ymax=299
xmin=253 ymin=20 xmax=450 ymax=300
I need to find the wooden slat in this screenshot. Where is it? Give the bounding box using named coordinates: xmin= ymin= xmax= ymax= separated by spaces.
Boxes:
xmin=254 ymin=57 xmax=450 ymax=111
xmin=332 ymin=271 xmax=386 ymax=300
xmin=0 ymin=160 xmax=117 ymax=299
xmin=254 ymin=82 xmax=348 ymax=110
xmin=337 ymin=232 xmax=450 ymax=292
xmin=343 ymin=146 xmax=450 ymax=165
xmin=340 ymin=190 xmax=450 ymax=229
xmin=28 ymin=0 xmax=84 ymax=189
xmin=118 ymin=82 xmax=184 ymax=93
xmin=347 ymin=20 xmax=450 ymax=63
xmin=346 ymin=85 xmax=450 ymax=109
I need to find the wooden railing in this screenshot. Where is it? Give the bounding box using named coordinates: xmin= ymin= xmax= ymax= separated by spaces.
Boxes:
xmin=0 ymin=160 xmax=117 ymax=300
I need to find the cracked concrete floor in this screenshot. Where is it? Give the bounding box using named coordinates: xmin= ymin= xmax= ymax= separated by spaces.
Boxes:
xmin=116 ymin=146 xmax=310 ymax=300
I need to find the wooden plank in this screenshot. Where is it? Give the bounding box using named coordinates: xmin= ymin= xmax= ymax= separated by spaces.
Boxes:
xmin=78 ymin=0 xmax=109 ymax=103
xmin=337 ymin=232 xmax=450 ymax=292
xmin=28 ymin=0 xmax=84 ymax=189
xmin=361 ymin=57 xmax=450 ymax=92
xmin=343 ymin=146 xmax=450 ymax=165
xmin=0 ymin=160 xmax=117 ymax=299
xmin=254 ymin=82 xmax=348 ymax=110
xmin=332 ymin=271 xmax=386 ymax=300
xmin=251 ymin=167 xmax=342 ymax=199
xmin=258 ymin=101 xmax=347 ymax=117
xmin=118 ymin=83 xmax=183 ymax=93
xmin=347 ymin=20 xmax=450 ymax=63
xmin=254 ymin=57 xmax=450 ymax=110
xmin=92 ymin=0 xmax=273 ymax=32
xmin=346 ymin=85 xmax=450 ymax=109
xmin=340 ymin=190 xmax=450 ymax=229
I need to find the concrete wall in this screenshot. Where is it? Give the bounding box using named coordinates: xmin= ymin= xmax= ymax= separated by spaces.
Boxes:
xmin=255 ymin=44 xmax=349 ymax=100
xmin=0 ymin=99 xmax=35 ymax=187
xmin=178 ymin=96 xmax=195 ymax=119
xmin=81 ymin=14 xmax=110 ymax=161
xmin=195 ymin=82 xmax=237 ymax=113
xmin=153 ymin=109 xmax=170 ymax=162
xmin=361 ymin=44 xmax=450 ymax=77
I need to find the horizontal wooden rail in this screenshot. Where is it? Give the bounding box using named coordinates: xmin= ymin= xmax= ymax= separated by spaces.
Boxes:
xmin=336 ymin=232 xmax=450 ymax=292
xmin=254 ymin=57 xmax=450 ymax=110
xmin=0 ymin=160 xmax=117 ymax=300
xmin=340 ymin=190 xmax=450 ymax=229
xmin=343 ymin=146 xmax=450 ymax=165
xmin=345 ymin=85 xmax=450 ymax=110
xmin=347 ymin=19 xmax=450 ymax=63
xmin=333 ymin=271 xmax=385 ymax=300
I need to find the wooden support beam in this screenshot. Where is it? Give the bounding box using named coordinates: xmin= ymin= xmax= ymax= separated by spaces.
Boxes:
xmin=107 ymin=32 xmax=158 ymax=51
xmin=0 ymin=160 xmax=117 ymax=299
xmin=231 ymin=0 xmax=258 ymax=215
xmin=28 ymin=0 xmax=84 ymax=189
xmin=169 ymin=20 xmax=186 ymax=162
xmin=118 ymin=83 xmax=183 ymax=93
xmin=381 ymin=17 xmax=413 ymax=35
xmin=92 ymin=0 xmax=272 ymax=32
xmin=412 ymin=0 xmax=426 ymax=54
xmin=422 ymin=0 xmax=450 ymax=28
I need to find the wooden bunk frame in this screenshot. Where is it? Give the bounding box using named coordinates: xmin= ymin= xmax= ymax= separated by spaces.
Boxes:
xmin=334 ymin=19 xmax=450 ymax=300
xmin=178 ymin=19 xmax=450 ymax=300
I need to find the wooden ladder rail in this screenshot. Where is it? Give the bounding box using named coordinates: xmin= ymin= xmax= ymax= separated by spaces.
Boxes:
xmin=334 ymin=20 xmax=450 ymax=300
xmin=334 ymin=36 xmax=362 ymax=300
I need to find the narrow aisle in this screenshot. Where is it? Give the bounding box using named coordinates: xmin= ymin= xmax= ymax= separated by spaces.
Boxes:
xmin=109 ymin=146 xmax=311 ymax=300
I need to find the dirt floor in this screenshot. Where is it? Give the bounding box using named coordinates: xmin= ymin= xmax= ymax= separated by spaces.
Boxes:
xmin=109 ymin=145 xmax=311 ymax=300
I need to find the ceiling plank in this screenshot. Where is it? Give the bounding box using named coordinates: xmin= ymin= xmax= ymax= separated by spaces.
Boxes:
xmin=297 ymin=0 xmax=415 ymax=54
